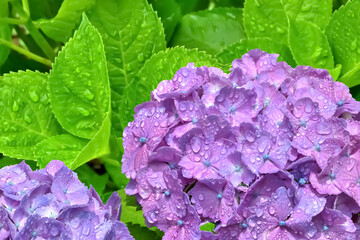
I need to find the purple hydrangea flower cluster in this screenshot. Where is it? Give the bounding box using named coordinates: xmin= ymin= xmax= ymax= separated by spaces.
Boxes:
xmin=0 ymin=160 xmax=133 ymax=239
xmin=122 ymin=49 xmax=360 ymax=240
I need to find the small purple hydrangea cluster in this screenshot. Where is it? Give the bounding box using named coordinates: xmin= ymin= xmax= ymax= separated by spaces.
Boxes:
xmin=0 ymin=160 xmax=133 ymax=239
xmin=122 ymin=49 xmax=360 ymax=240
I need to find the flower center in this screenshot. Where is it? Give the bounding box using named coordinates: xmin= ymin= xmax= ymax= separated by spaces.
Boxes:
xmin=298 ymin=178 xmax=306 ymax=186
xmin=330 ymin=172 xmax=335 ymax=180
xmin=139 ymin=137 xmax=147 ymax=143
xmin=177 ymin=220 xmax=184 ymax=226
xmin=279 ymin=221 xmax=286 ymax=226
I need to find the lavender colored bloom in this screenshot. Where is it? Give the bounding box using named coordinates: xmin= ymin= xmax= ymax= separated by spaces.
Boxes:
xmin=180 ymin=139 xmax=235 ymax=180
xmin=152 ymin=63 xmax=210 ymax=101
xmin=216 ymin=151 xmax=255 ymax=188
xmin=240 ymin=130 xmax=290 ymax=175
xmin=160 ymin=198 xmax=201 ymax=240
xmin=0 ymin=160 xmax=134 ymax=239
xmin=0 ymin=207 xmax=16 ymax=239
xmin=215 ymin=215 xmax=252 ymax=240
xmin=214 ymin=87 xmax=256 ymax=126
xmin=122 ymin=49 xmax=360 ymax=239
xmin=189 ymin=179 xmax=237 ymax=224
xmin=312 ymin=208 xmax=356 ymax=239
xmin=15 ymin=214 xmax=72 ymax=240
xmin=292 ymin=117 xmax=349 ymax=169
xmin=122 ymin=102 xmax=176 ymax=179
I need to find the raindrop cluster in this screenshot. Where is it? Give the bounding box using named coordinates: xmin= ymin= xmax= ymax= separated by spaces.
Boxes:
xmin=0 ymin=160 xmax=133 ymax=239
xmin=122 ymin=49 xmax=360 ymax=239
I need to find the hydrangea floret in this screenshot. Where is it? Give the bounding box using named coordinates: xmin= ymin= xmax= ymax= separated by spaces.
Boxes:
xmin=0 ymin=160 xmax=133 ymax=239
xmin=122 ymin=49 xmax=360 ymax=240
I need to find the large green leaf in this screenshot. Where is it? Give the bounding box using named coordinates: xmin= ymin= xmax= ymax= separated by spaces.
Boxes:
xmin=119 ymin=47 xmax=219 ymax=129
xmin=170 ymin=8 xmax=246 ymax=54
xmin=326 ymin=0 xmax=360 ymax=85
xmin=49 ymin=14 xmax=110 ymax=140
xmin=148 ymin=0 xmax=182 ymax=42
xmin=35 ymin=134 xmax=88 ymax=168
xmin=0 ymin=0 xmax=11 ymax=67
xmin=217 ymin=38 xmax=296 ymax=68
xmin=35 ymin=0 xmax=95 ymax=42
xmin=282 ymin=0 xmax=332 ymax=29
xmin=0 ymin=71 xmax=62 ymax=159
xmin=244 ymin=0 xmax=288 ymax=46
xmin=87 ymin=0 xmax=166 ymax=138
xmin=289 ymin=18 xmax=334 ymax=70
xmin=35 ymin=112 xmax=111 ymax=169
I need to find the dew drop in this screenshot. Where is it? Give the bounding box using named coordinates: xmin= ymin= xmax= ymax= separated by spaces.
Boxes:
xmin=12 ymin=101 xmax=19 ymax=112
xmin=78 ymin=107 xmax=90 ymax=116
xmin=137 ymin=53 xmax=144 ymax=62
xmin=198 ymin=194 xmax=204 ymax=201
xmin=24 ymin=114 xmax=32 ymax=123
xmin=83 ymin=89 xmax=94 ymax=100
xmin=29 ymin=91 xmax=39 ymax=103
xmin=268 ymin=206 xmax=276 ymax=215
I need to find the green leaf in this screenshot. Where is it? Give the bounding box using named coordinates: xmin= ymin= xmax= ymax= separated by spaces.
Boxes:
xmin=127 ymin=224 xmax=162 ymax=240
xmin=328 ymin=64 xmax=342 ymax=81
xmin=282 ymin=0 xmax=332 ymax=29
xmin=289 ymin=18 xmax=334 ymax=70
xmin=35 ymin=0 xmax=95 ymax=42
xmin=0 ymin=71 xmax=62 ymax=160
xmin=325 ymin=0 xmax=360 ymax=76
xmin=148 ymin=0 xmax=182 ymax=42
xmin=338 ymin=62 xmax=360 ymax=88
xmin=101 ymin=135 xmax=128 ymax=189
xmin=87 ymin=0 xmax=166 ymax=138
xmin=119 ymin=47 xmax=219 ymax=129
xmin=0 ymin=0 xmax=11 ymax=67
xmin=75 ymin=163 xmax=109 ymax=195
xmin=34 ymin=134 xmax=88 ymax=168
xmin=170 ymin=8 xmax=246 ymax=54
xmin=105 ymin=162 xmax=128 ymax=189
xmin=217 ymin=38 xmax=296 ymax=68
xmin=118 ymin=189 xmax=147 ymax=227
xmin=200 ymin=222 xmax=215 ymax=232
xmin=35 ymin=112 xmax=111 ymax=169
xmin=244 ymin=0 xmax=288 ymax=46
xmin=49 ymin=14 xmax=110 ymax=140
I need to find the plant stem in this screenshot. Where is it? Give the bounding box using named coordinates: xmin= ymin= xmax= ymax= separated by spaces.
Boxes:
xmin=0 ymin=38 xmax=52 ymax=66
xmin=10 ymin=0 xmax=55 ymax=60
xmin=0 ymin=17 xmax=26 ymax=25
xmin=21 ymin=0 xmax=30 ymax=16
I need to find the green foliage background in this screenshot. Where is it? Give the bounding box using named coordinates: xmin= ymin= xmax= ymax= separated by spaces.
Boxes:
xmin=0 ymin=0 xmax=358 ymax=238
